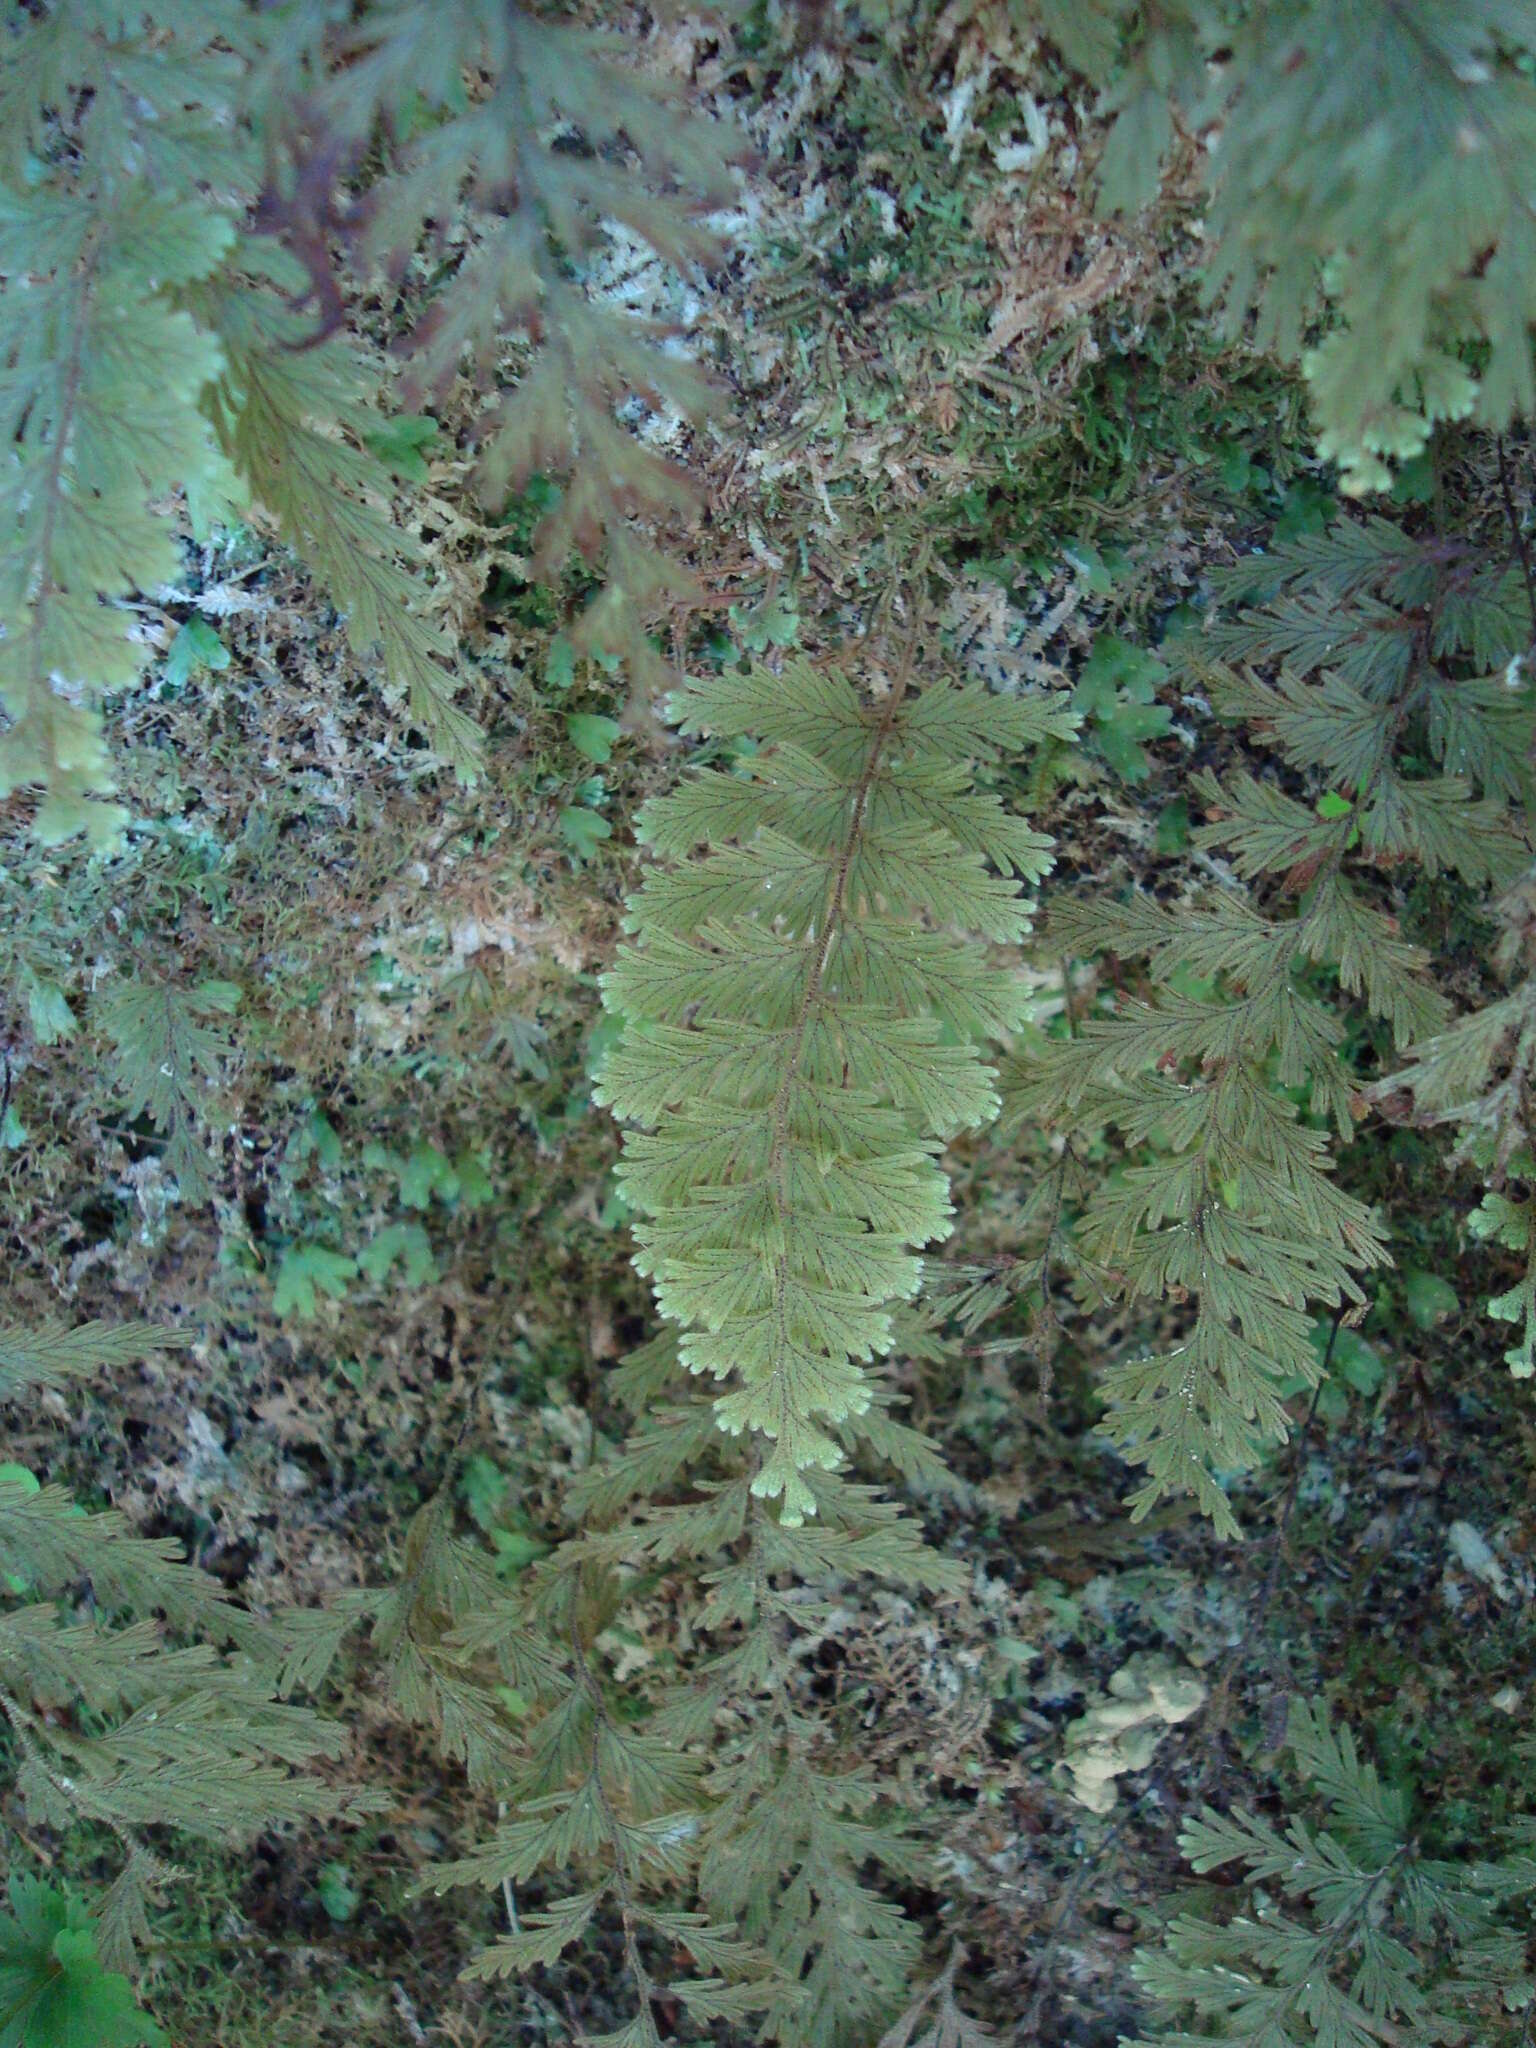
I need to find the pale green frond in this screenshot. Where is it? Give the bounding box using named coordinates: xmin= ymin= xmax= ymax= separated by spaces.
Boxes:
xmin=0 ymin=1323 xmax=189 ymax=1402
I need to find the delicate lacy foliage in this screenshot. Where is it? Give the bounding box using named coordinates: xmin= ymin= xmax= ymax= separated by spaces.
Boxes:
xmin=375 ymin=656 xmax=1070 ymax=2042
xmin=1227 ymin=518 xmax=1536 ymax=1380
xmin=599 ymin=655 xmax=1073 ymax=1520
xmin=2 ymin=0 xmax=727 ymax=832
xmin=550 ymin=652 xmax=1070 ymax=2041
xmin=1381 ymin=859 xmax=1536 ymax=1376
xmin=269 ymin=0 xmax=739 ymax=692
xmin=288 ymin=1490 xmax=776 ymax=2048
xmin=0 ymin=1321 xmax=186 ymax=1403
xmin=1008 ymin=516 xmax=1532 ymax=1533
xmin=92 ymin=977 xmax=240 ymax=1205
xmin=192 ymin=257 xmax=485 ymax=778
xmin=0 ymin=1326 xmax=362 ymax=1970
xmin=0 ymin=4 xmax=244 ymax=844
xmin=1133 ymin=1701 xmax=1535 ymax=2048
xmin=0 ymin=2 xmax=476 ymax=829
xmin=1024 ymin=0 xmax=1536 ymax=493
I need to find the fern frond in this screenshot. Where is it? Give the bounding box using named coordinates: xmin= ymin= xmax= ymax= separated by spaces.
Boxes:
xmin=1132 ymin=1700 xmax=1528 ymax=2048
xmin=0 ymin=1322 xmax=188 ymax=1402
xmin=599 ymin=654 xmax=1071 ymax=1522
xmin=1055 ymin=0 xmax=1536 ymax=492
xmin=269 ymin=1 xmax=742 ymax=691
xmin=93 ymin=978 xmax=240 ymax=1205
xmin=0 ymin=169 xmax=234 ymax=843
xmin=191 ymin=262 xmax=484 ymax=779
xmin=1018 ymin=512 xmax=1530 ymax=1528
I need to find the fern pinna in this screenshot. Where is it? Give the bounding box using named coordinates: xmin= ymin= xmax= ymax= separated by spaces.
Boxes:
xmin=1008 ymin=515 xmax=1532 ymax=1536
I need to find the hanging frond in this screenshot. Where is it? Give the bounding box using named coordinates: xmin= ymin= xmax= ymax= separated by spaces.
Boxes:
xmin=1011 ymin=513 xmax=1532 ymax=1530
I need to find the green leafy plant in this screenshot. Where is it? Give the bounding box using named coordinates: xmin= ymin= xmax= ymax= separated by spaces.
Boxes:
xmin=0 ymin=1880 xmax=164 ymax=2048
xmin=266 ymin=0 xmax=740 ymax=694
xmin=272 ymin=1243 xmax=359 ymax=1320
xmin=1072 ymin=633 xmax=1172 ymax=783
xmin=7 ymin=8 xmax=1536 ymax=2045
xmin=0 ymin=1324 xmax=366 ymax=1967
xmin=0 ymin=0 xmax=735 ymax=838
xmin=1009 ymin=510 xmax=1532 ymax=1531
xmin=94 ymin=978 xmax=240 ymax=1205
xmin=1027 ymin=0 xmax=1536 ymax=494
xmin=513 ymin=645 xmax=1076 ymax=2040
xmin=1132 ymin=1700 xmax=1535 ymax=2048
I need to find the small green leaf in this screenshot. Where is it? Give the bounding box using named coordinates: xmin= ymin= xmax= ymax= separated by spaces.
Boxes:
xmin=732 ymin=591 xmax=800 ymax=653
xmin=546 ymin=634 xmax=577 ymax=690
xmin=1074 ymin=633 xmax=1172 ymax=780
xmin=399 ymin=1144 xmax=459 ymax=1210
xmin=491 ymin=1527 xmax=550 ymax=1575
xmin=357 ymin=1222 xmax=437 ymax=1288
xmin=1063 ymin=541 xmax=1115 ymax=595
xmin=453 ymin=1150 xmax=494 ymax=1209
xmin=362 ymin=413 xmax=440 ymax=483
xmin=0 ymin=1879 xmax=165 ymax=2047
xmin=164 ymin=616 xmax=230 ymax=689
xmin=1311 ymin=1318 xmax=1385 ymax=1397
xmin=1314 ymin=790 xmax=1361 ymax=848
xmin=272 ymin=1244 xmax=357 ymax=1319
xmin=310 ymin=1113 xmax=343 ymax=1174
xmin=1 ymin=1464 xmax=41 ymax=1594
xmin=1402 ymin=1269 xmax=1459 ymax=1330
xmin=460 ymin=1454 xmax=508 ymax=1533
xmin=316 ymin=1863 xmax=360 ymax=1924
xmin=567 ymin=713 xmax=622 ymax=764
xmin=1469 ymin=1191 xmax=1529 ymax=1250
xmin=21 ymin=972 xmax=76 ymax=1045
xmin=1155 ymin=797 xmax=1190 ymax=853
xmin=559 ymin=806 xmax=613 ymax=861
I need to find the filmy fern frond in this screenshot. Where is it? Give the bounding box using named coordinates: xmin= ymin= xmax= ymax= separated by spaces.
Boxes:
xmin=1012 ymin=514 xmax=1532 ymax=1532
xmin=0 ymin=1325 xmax=368 ymax=1965
xmin=598 ymin=654 xmax=1073 ymax=1523
xmin=1026 ymin=0 xmax=1536 ymax=495
xmin=1132 ymin=1699 xmax=1531 ymax=2048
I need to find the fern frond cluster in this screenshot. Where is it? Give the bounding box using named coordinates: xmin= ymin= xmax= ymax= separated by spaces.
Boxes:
xmin=1008 ymin=516 xmax=1532 ymax=1533
xmin=287 ymin=1489 xmax=777 ymax=2047
xmin=1024 ymin=0 xmax=1536 ymax=494
xmin=251 ymin=0 xmax=738 ymax=696
xmin=1133 ymin=1700 xmax=1535 ymax=2048
xmin=0 ymin=1325 xmax=364 ymax=1970
xmin=572 ymin=649 xmax=1071 ymax=2039
xmin=0 ymin=2 xmax=731 ymax=836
